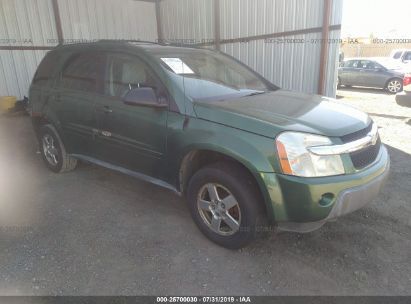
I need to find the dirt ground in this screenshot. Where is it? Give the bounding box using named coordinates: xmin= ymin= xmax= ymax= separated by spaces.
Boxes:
xmin=0 ymin=88 xmax=410 ymax=296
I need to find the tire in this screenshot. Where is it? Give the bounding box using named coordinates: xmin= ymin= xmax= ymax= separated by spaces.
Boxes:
xmin=39 ymin=124 xmax=77 ymax=173
xmin=337 ymin=77 xmax=342 ymax=89
xmin=187 ymin=162 xmax=267 ymax=249
xmin=385 ymin=78 xmax=403 ymax=94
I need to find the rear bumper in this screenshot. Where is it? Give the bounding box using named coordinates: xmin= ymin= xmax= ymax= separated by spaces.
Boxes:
xmin=260 ymin=145 xmax=390 ymax=232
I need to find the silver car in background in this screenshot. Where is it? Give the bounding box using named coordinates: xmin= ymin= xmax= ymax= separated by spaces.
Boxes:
xmin=338 ymin=58 xmax=411 ymax=94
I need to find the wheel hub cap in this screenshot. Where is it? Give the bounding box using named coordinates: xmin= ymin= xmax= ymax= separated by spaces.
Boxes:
xmin=197 ymin=183 xmax=241 ymax=236
xmin=388 ymin=80 xmax=401 ymax=93
xmin=42 ymin=134 xmax=58 ymax=166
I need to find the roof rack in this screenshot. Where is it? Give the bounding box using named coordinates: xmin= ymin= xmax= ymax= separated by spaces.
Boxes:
xmin=97 ymin=39 xmax=207 ymax=49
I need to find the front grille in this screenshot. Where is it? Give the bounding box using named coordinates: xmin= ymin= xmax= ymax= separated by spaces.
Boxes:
xmin=349 ymin=137 xmax=381 ymax=169
xmin=340 ymin=123 xmax=381 ymax=170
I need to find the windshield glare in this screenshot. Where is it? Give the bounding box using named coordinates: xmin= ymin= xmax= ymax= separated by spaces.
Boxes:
xmin=155 ymin=50 xmax=276 ymax=101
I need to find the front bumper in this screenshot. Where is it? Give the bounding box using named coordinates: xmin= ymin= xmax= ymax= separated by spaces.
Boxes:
xmin=260 ymin=145 xmax=390 ymax=232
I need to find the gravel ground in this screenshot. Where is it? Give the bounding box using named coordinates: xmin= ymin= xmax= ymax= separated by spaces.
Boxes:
xmin=0 ymin=89 xmax=410 ymax=296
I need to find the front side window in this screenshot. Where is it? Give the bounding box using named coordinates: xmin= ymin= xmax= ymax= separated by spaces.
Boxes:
xmin=154 ymin=50 xmax=277 ymax=101
xmin=104 ymin=55 xmax=158 ymax=98
xmin=344 ymin=60 xmax=357 ymax=68
xmin=61 ymin=53 xmax=100 ymax=92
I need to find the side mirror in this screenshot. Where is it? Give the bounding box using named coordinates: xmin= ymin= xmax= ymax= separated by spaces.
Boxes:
xmin=123 ymin=87 xmax=167 ymax=108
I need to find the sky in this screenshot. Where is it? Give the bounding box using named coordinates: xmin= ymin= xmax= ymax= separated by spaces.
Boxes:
xmin=341 ymin=0 xmax=411 ymax=38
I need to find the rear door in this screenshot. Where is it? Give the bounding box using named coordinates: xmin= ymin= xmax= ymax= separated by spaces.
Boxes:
xmin=93 ymin=52 xmax=169 ymax=178
xmin=53 ymin=52 xmax=103 ymax=155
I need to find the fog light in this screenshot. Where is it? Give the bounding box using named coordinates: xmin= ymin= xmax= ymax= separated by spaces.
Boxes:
xmin=319 ymin=193 xmax=335 ymax=207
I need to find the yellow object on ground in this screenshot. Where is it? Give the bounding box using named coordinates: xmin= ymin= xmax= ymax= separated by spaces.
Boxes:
xmin=0 ymin=96 xmax=17 ymax=113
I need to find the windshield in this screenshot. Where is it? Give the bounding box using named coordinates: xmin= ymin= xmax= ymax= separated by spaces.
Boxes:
xmin=154 ymin=49 xmax=278 ymax=101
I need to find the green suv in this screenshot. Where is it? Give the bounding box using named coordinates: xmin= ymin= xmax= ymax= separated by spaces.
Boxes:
xmin=29 ymin=41 xmax=390 ymax=249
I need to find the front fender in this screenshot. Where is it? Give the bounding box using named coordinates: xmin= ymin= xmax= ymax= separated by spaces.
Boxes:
xmin=164 ymin=115 xmax=279 ymax=221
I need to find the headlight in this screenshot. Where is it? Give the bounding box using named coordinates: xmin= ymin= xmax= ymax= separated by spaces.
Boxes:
xmin=276 ymin=132 xmax=345 ymax=177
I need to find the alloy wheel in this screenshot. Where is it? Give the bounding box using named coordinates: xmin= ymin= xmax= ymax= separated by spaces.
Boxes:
xmin=42 ymin=134 xmax=59 ymax=166
xmin=197 ymin=183 xmax=241 ymax=236
xmin=387 ymin=80 xmax=402 ymax=93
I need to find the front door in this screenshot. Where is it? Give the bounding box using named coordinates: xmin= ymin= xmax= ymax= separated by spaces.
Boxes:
xmin=93 ymin=53 xmax=168 ymax=178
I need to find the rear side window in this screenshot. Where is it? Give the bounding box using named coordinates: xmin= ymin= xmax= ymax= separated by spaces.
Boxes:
xmin=356 ymin=60 xmax=371 ymax=68
xmin=363 ymin=61 xmax=378 ymax=70
xmin=61 ymin=53 xmax=101 ymax=92
xmin=32 ymin=52 xmax=60 ymax=86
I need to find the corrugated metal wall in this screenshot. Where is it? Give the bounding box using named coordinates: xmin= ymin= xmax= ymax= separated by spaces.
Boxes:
xmin=159 ymin=0 xmax=215 ymax=44
xmin=0 ymin=0 xmax=57 ymax=98
xmin=159 ymin=0 xmax=343 ymax=97
xmin=57 ymin=0 xmax=157 ymax=42
xmin=0 ymin=50 xmax=48 ymax=100
xmin=1 ymin=0 xmax=343 ymax=99
xmin=0 ymin=0 xmax=157 ymax=99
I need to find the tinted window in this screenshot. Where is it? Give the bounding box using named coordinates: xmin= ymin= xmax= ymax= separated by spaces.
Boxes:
xmin=105 ymin=55 xmax=158 ymax=98
xmin=393 ymin=51 xmax=403 ymax=59
xmin=356 ymin=60 xmax=372 ymax=69
xmin=363 ymin=61 xmax=379 ymax=70
xmin=32 ymin=52 xmax=60 ymax=86
xmin=61 ymin=53 xmax=101 ymax=92
xmin=403 ymin=52 xmax=411 ymax=61
xmin=344 ymin=60 xmax=357 ymax=68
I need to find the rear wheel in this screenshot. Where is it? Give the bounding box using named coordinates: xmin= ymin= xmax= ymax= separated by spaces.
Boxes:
xmin=386 ymin=78 xmax=403 ymax=94
xmin=39 ymin=125 xmax=77 ymax=173
xmin=187 ymin=162 xmax=266 ymax=249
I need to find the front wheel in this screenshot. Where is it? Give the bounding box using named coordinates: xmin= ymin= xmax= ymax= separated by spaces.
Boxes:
xmin=386 ymin=78 xmax=403 ymax=94
xmin=187 ymin=162 xmax=266 ymax=249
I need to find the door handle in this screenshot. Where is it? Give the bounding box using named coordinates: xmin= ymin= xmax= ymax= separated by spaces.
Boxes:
xmin=102 ymin=106 xmax=113 ymax=113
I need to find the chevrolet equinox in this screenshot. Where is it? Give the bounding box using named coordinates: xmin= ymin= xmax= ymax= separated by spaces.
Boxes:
xmin=29 ymin=41 xmax=390 ymax=249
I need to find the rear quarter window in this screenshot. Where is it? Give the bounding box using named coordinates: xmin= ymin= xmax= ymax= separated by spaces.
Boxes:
xmin=32 ymin=52 xmax=60 ymax=86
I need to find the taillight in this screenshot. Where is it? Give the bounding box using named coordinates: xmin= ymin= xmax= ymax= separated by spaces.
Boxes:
xmin=404 ymin=74 xmax=411 ymax=87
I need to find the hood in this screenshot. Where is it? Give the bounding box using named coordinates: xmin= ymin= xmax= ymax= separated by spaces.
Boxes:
xmin=193 ymin=90 xmax=371 ymax=139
